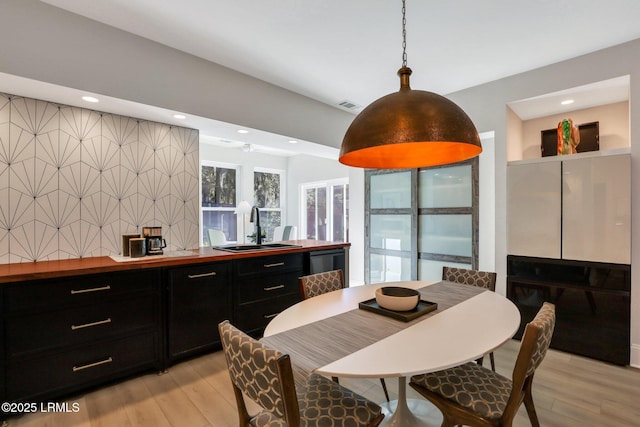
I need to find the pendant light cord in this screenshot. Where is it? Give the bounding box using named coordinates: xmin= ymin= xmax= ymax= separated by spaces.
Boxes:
xmin=401 ymin=0 xmax=407 ymax=67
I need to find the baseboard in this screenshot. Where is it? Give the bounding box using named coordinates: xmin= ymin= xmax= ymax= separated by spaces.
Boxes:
xmin=630 ymin=344 xmax=640 ymax=368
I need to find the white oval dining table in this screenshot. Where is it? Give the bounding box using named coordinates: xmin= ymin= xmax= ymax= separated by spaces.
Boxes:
xmin=263 ymin=280 xmax=521 ymax=427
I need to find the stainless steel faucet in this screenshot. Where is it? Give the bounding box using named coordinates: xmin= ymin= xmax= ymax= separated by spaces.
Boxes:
xmin=249 ymin=205 xmax=262 ymax=245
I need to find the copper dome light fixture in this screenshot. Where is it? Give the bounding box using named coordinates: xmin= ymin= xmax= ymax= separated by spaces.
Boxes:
xmin=339 ymin=0 xmax=482 ymax=169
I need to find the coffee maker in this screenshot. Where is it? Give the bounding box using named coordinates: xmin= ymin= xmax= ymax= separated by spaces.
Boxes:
xmin=142 ymin=226 xmax=166 ymax=255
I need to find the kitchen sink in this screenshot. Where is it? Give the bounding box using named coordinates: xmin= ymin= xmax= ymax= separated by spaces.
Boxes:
xmin=213 ymin=243 xmax=301 ymax=252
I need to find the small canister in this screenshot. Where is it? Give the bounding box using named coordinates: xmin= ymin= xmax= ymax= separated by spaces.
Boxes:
xmin=129 ymin=237 xmax=146 ymax=258
xmin=122 ymin=233 xmax=140 ymax=256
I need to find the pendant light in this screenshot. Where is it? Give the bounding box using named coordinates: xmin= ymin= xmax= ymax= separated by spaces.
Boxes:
xmin=339 ymin=0 xmax=482 ymax=169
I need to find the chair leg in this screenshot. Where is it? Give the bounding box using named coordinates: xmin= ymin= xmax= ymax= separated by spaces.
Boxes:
xmin=523 ymin=380 xmax=540 ymax=427
xmin=332 ymin=376 xmax=339 ymax=383
xmin=379 ymin=378 xmax=390 ymax=402
xmin=476 ymin=353 xmax=496 ymax=372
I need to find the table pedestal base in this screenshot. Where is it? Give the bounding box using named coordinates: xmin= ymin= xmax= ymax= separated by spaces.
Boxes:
xmin=379 ymin=377 xmax=443 ymax=427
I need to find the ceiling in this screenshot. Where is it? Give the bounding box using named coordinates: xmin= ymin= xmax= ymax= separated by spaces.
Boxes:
xmin=8 ymin=0 xmax=640 ymax=155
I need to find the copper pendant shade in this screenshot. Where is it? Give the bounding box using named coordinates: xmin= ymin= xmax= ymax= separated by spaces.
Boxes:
xmin=339 ymin=1 xmax=482 ymax=169
xmin=339 ymin=67 xmax=482 ymax=169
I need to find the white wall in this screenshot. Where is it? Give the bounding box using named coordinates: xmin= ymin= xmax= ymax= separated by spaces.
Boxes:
xmin=478 ymin=132 xmax=496 ymax=275
xmin=0 ymin=0 xmax=354 ymax=150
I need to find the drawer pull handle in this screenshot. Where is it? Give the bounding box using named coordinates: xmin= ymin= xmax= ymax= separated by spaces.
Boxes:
xmin=264 ymin=262 xmax=285 ymax=268
xmin=71 ymin=318 xmax=112 ymax=330
xmin=264 ymin=284 xmax=285 ymax=291
xmin=70 ymin=285 xmax=111 ymax=295
xmin=263 ymin=313 xmax=280 ymax=319
xmin=187 ymin=272 xmax=217 ymax=279
xmin=73 ymin=357 xmax=113 ymax=372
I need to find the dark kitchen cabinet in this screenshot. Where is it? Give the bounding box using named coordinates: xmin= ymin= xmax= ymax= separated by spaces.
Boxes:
xmin=167 ymin=261 xmax=231 ymax=361
xmin=233 ymin=252 xmax=304 ymax=337
xmin=1 ymin=269 xmax=162 ymax=404
xmin=0 ymin=242 xmax=349 ymax=419
xmin=507 ymin=255 xmax=630 ymax=365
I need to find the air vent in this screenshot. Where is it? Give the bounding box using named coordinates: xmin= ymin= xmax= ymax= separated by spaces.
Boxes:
xmin=338 ymin=100 xmax=361 ymax=110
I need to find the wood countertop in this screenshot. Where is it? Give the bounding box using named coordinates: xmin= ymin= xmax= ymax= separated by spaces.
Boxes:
xmin=0 ymin=240 xmax=349 ymax=284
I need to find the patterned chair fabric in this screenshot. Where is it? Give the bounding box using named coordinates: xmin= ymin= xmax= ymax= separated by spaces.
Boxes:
xmin=409 ymin=302 xmax=556 ymax=427
xmin=442 ymin=266 xmax=497 ymax=291
xmin=299 ymin=269 xmax=345 ymax=299
xmin=218 ymin=320 xmax=384 ymax=427
xmin=411 ymin=361 xmax=512 ymax=420
xmin=443 ymin=266 xmax=498 ymax=371
xmin=219 ymin=320 xmax=288 ymax=419
xmin=524 ymin=302 xmax=556 ymax=377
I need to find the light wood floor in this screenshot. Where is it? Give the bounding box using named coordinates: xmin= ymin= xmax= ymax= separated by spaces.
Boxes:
xmin=6 ymin=340 xmax=640 ymax=427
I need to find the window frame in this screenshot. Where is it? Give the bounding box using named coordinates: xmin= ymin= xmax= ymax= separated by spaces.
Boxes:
xmin=253 ymin=167 xmax=285 ymax=241
xmin=200 ymin=160 xmax=240 ymax=246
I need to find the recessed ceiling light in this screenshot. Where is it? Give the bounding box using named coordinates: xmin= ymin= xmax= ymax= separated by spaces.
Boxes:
xmin=288 ymin=140 xmax=298 ymax=144
xmin=237 ymin=129 xmax=249 ymax=134
xmin=173 ymin=114 xmax=186 ymax=119
xmin=82 ymin=96 xmax=99 ymax=103
xmin=561 ymin=99 xmax=575 ymax=105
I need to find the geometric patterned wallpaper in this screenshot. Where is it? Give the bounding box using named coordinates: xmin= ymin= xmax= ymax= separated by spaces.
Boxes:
xmin=0 ymin=92 xmax=200 ymax=263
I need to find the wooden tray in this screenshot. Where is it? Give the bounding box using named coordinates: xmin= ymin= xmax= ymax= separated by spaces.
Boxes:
xmin=358 ymin=298 xmax=438 ymax=322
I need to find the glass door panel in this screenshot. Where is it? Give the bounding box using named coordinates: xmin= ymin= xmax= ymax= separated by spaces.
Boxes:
xmin=419 ymin=215 xmax=472 ymax=257
xmin=419 ymin=165 xmax=472 ymax=208
xmin=418 ymin=259 xmax=472 ymax=282
xmin=370 ymin=254 xmax=412 ymax=283
xmin=370 ymin=215 xmax=412 ymax=251
xmin=370 ymin=171 xmax=411 ymax=208
xmin=332 ymin=184 xmax=347 ymax=242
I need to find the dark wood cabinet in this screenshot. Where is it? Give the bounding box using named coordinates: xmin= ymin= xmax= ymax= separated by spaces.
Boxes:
xmin=233 ymin=253 xmax=304 ymax=336
xmin=166 ymin=262 xmax=232 ymax=361
xmin=507 ymin=255 xmax=630 ymax=365
xmin=2 ymin=269 xmax=162 ymax=403
xmin=0 ymin=242 xmax=349 ymax=417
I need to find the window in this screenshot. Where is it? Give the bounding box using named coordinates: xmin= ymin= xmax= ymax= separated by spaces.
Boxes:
xmin=254 ymin=169 xmax=283 ymax=241
xmin=301 ymin=179 xmax=349 ymax=242
xmin=201 ymin=162 xmax=238 ymax=245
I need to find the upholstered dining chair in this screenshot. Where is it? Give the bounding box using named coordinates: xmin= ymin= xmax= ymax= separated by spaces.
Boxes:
xmin=442 ymin=266 xmax=498 ymax=371
xmin=298 ymin=269 xmax=390 ymax=402
xmin=409 ymin=302 xmax=556 ymax=427
xmin=218 ymin=320 xmax=385 ymax=427
xmin=298 ymin=269 xmax=345 ymax=299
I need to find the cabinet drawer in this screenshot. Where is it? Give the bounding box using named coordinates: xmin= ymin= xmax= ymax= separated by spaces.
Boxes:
xmin=235 ymin=253 xmax=303 ymax=277
xmin=5 ymin=332 xmax=158 ymax=401
xmin=6 ymin=294 xmax=157 ymax=357
xmin=168 ymin=262 xmax=230 ymax=284
xmin=235 ymin=294 xmax=301 ymax=335
xmin=236 ymin=271 xmax=302 ymax=304
xmin=4 ymin=269 xmax=160 ymax=313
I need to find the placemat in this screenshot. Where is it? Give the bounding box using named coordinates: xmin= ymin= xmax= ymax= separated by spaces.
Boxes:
xmin=261 ymin=281 xmax=485 ymax=387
